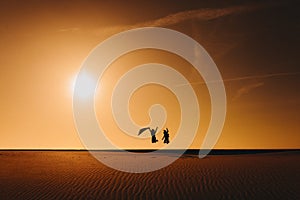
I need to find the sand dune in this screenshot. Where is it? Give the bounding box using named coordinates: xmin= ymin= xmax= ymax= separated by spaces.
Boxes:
xmin=0 ymin=151 xmax=299 ymax=199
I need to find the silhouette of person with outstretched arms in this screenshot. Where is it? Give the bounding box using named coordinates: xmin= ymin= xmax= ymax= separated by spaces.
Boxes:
xmin=150 ymin=127 xmax=158 ymax=143
xmin=162 ymin=128 xmax=170 ymax=144
xmin=138 ymin=127 xmax=158 ymax=143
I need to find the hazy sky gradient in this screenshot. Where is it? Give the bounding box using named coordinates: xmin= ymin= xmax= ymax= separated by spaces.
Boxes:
xmin=0 ymin=0 xmax=299 ymax=149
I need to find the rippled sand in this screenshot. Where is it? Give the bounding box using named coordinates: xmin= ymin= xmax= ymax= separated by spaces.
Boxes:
xmin=0 ymin=151 xmax=299 ymax=199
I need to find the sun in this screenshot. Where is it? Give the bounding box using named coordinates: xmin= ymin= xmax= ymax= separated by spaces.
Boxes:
xmin=70 ymin=75 xmax=76 ymax=96
xmin=71 ymin=70 xmax=99 ymax=101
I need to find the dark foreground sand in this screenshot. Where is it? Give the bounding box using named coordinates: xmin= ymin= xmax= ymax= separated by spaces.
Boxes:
xmin=0 ymin=151 xmax=299 ymax=200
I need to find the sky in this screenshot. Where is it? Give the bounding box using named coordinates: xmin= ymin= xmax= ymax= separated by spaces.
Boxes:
xmin=0 ymin=0 xmax=299 ymax=149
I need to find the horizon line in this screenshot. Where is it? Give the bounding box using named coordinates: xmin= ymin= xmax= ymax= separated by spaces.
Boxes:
xmin=0 ymin=148 xmax=299 ymax=151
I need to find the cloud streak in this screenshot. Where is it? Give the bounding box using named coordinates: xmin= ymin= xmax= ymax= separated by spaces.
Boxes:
xmin=177 ymin=71 xmax=300 ymax=87
xmin=57 ymin=1 xmax=283 ymax=35
xmin=57 ymin=27 xmax=80 ymax=33
xmin=233 ymin=82 xmax=264 ymax=100
xmin=177 ymin=71 xmax=299 ymax=100
xmin=222 ymin=72 xmax=300 ymax=83
xmin=94 ymin=3 xmax=268 ymax=36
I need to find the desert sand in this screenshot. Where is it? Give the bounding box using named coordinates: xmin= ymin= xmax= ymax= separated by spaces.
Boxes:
xmin=0 ymin=151 xmax=299 ymax=200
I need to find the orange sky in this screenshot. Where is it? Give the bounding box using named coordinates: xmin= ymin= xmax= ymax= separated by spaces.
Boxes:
xmin=0 ymin=0 xmax=299 ymax=149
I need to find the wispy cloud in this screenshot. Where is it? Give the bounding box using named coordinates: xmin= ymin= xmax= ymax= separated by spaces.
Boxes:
xmin=231 ymin=72 xmax=300 ymax=100
xmin=94 ymin=3 xmax=268 ymax=36
xmin=176 ymin=71 xmax=300 ymax=100
xmin=222 ymin=72 xmax=300 ymax=83
xmin=233 ymin=82 xmax=264 ymax=101
xmin=58 ymin=1 xmax=283 ymax=38
xmin=57 ymin=27 xmax=80 ymax=33
xmin=177 ymin=71 xmax=300 ymax=87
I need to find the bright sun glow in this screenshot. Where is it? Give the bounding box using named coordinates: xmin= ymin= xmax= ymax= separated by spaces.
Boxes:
xmin=73 ymin=71 xmax=97 ymax=100
xmin=70 ymin=75 xmax=76 ymax=96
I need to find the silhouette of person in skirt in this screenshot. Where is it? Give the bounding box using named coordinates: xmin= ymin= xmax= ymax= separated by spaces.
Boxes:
xmin=162 ymin=128 xmax=170 ymax=144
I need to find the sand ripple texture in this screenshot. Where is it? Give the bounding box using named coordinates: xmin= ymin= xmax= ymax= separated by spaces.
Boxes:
xmin=0 ymin=151 xmax=299 ymax=200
